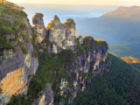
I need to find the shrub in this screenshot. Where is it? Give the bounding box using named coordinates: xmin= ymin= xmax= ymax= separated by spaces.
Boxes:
xmin=76 ymin=42 xmax=85 ymax=56
xmin=28 ymin=52 xmax=63 ymax=99
xmin=18 ymin=40 xmax=22 ymax=46
xmin=32 ymin=49 xmax=38 ymax=58
xmin=13 ymin=26 xmax=20 ymax=32
xmin=15 ymin=34 xmax=19 ymax=40
xmin=57 ymin=49 xmax=77 ymax=67
xmin=20 ymin=22 xmax=27 ymax=28
xmin=23 ymin=36 xmax=29 ymax=42
xmin=0 ymin=39 xmax=15 ymax=52
xmin=8 ymin=94 xmax=32 ymax=105
xmin=20 ymin=46 xmax=27 ymax=54
xmin=41 ymin=38 xmax=50 ymax=46
xmin=1 ymin=26 xmax=13 ymax=35
xmin=14 ymin=19 xmax=20 ymax=26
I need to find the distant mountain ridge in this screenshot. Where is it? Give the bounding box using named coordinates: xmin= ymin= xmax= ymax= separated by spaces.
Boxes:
xmin=102 ymin=6 xmax=140 ymax=21
xmin=76 ymin=5 xmax=140 ymax=58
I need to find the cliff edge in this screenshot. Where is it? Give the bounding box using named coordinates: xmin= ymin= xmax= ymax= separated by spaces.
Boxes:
xmin=0 ymin=1 xmax=111 ymax=105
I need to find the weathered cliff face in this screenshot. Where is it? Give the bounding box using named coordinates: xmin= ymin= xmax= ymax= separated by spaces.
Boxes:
xmin=35 ymin=35 xmax=111 ymax=105
xmin=0 ymin=3 xmax=39 ymax=104
xmin=0 ymin=2 xmax=111 ymax=105
xmin=47 ymin=15 xmax=65 ymax=53
xmin=47 ymin=16 xmax=76 ymax=53
xmin=63 ymin=18 xmax=76 ymax=50
xmin=32 ymin=13 xmax=47 ymax=43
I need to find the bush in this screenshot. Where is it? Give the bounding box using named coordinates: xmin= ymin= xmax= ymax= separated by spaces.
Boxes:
xmin=14 ymin=19 xmax=20 ymax=26
xmin=75 ymin=41 xmax=85 ymax=56
xmin=32 ymin=49 xmax=38 ymax=58
xmin=20 ymin=22 xmax=27 ymax=28
xmin=23 ymin=36 xmax=29 ymax=42
xmin=13 ymin=26 xmax=20 ymax=32
xmin=0 ymin=39 xmax=15 ymax=52
xmin=1 ymin=26 xmax=13 ymax=35
xmin=28 ymin=52 xmax=63 ymax=99
xmin=18 ymin=40 xmax=22 ymax=46
xmin=8 ymin=94 xmax=32 ymax=105
xmin=20 ymin=46 xmax=27 ymax=54
xmin=72 ymin=53 xmax=140 ymax=105
xmin=57 ymin=49 xmax=77 ymax=68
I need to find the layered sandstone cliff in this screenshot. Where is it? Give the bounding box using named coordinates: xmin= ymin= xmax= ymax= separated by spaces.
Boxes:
xmin=0 ymin=1 xmax=111 ymax=105
xmin=32 ymin=13 xmax=47 ymax=43
xmin=0 ymin=2 xmax=38 ymax=104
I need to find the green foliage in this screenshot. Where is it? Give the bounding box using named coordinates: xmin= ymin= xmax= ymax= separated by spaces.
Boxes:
xmin=83 ymin=37 xmax=108 ymax=51
xmin=41 ymin=38 xmax=50 ymax=46
xmin=109 ymin=42 xmax=140 ymax=58
xmin=75 ymin=40 xmax=86 ymax=56
xmin=8 ymin=94 xmax=32 ymax=105
xmin=0 ymin=38 xmax=15 ymax=52
xmin=31 ymin=28 xmax=38 ymax=57
xmin=13 ymin=25 xmax=20 ymax=32
xmin=0 ymin=26 xmax=13 ymax=35
xmin=20 ymin=22 xmax=27 ymax=28
xmin=28 ymin=52 xmax=63 ymax=99
xmin=23 ymin=35 xmax=29 ymax=42
xmin=31 ymin=28 xmax=37 ymax=46
xmin=32 ymin=49 xmax=38 ymax=58
xmin=14 ymin=19 xmax=20 ymax=26
xmin=72 ymin=53 xmax=140 ymax=105
xmin=57 ymin=49 xmax=77 ymax=69
xmin=0 ymin=87 xmax=2 ymax=94
xmin=0 ymin=19 xmax=11 ymax=27
xmin=20 ymin=46 xmax=27 ymax=54
xmin=18 ymin=40 xmax=22 ymax=46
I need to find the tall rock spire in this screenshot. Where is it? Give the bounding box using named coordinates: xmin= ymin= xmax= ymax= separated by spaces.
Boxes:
xmin=63 ymin=18 xmax=76 ymax=50
xmin=32 ymin=13 xmax=47 ymax=43
xmin=47 ymin=15 xmax=66 ymax=53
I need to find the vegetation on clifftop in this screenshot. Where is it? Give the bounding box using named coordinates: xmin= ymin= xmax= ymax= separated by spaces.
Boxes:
xmin=72 ymin=53 xmax=140 ymax=105
xmin=121 ymin=56 xmax=140 ymax=64
xmin=27 ymin=52 xmax=64 ymax=99
xmin=0 ymin=0 xmax=29 ymax=56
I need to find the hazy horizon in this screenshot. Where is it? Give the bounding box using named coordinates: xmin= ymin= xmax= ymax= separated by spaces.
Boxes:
xmin=8 ymin=0 xmax=140 ymax=5
xmin=16 ymin=3 xmax=138 ymax=26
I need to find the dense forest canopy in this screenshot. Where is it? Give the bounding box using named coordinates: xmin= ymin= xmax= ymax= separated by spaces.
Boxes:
xmin=72 ymin=53 xmax=140 ymax=105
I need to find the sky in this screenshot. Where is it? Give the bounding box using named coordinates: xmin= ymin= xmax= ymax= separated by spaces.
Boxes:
xmin=8 ymin=0 xmax=140 ymax=5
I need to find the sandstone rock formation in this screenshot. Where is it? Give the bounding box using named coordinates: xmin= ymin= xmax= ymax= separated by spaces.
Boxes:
xmin=0 ymin=6 xmax=39 ymax=104
xmin=32 ymin=13 xmax=47 ymax=43
xmin=77 ymin=35 xmax=83 ymax=44
xmin=47 ymin=15 xmax=66 ymax=53
xmin=35 ymin=35 xmax=111 ymax=105
xmin=0 ymin=2 xmax=111 ymax=105
xmin=47 ymin=16 xmax=77 ymax=53
xmin=63 ymin=18 xmax=76 ymax=49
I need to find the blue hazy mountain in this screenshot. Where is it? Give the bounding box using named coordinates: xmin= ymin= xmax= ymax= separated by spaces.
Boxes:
xmin=17 ymin=3 xmax=119 ymax=25
xmin=75 ymin=6 xmax=140 ymax=58
xmin=18 ymin=3 xmax=140 ymax=58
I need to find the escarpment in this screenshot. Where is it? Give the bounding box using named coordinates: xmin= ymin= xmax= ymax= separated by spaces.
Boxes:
xmin=0 ymin=1 xmax=38 ymax=104
xmin=32 ymin=13 xmax=47 ymax=43
xmin=46 ymin=16 xmax=76 ymax=53
xmin=0 ymin=1 xmax=111 ymax=105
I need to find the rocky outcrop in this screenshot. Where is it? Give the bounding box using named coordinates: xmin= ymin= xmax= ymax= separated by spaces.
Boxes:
xmin=33 ymin=84 xmax=54 ymax=105
xmin=63 ymin=18 xmax=76 ymax=49
xmin=35 ymin=35 xmax=111 ymax=105
xmin=32 ymin=13 xmax=47 ymax=43
xmin=0 ymin=6 xmax=39 ymax=104
xmin=47 ymin=16 xmax=77 ymax=53
xmin=77 ymin=35 xmax=83 ymax=44
xmin=102 ymin=6 xmax=140 ymax=21
xmin=47 ymin=15 xmax=66 ymax=53
xmin=0 ymin=2 xmax=111 ymax=105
